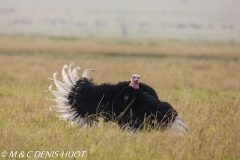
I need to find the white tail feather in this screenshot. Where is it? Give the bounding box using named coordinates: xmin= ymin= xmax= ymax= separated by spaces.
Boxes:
xmin=50 ymin=105 xmax=72 ymax=111
xmin=48 ymin=84 xmax=68 ymax=99
xmin=48 ymin=62 xmax=95 ymax=128
xmin=53 ymin=72 xmax=71 ymax=92
xmin=82 ymin=69 xmax=95 ymax=79
xmin=62 ymin=64 xmax=73 ymax=87
xmin=72 ymin=66 xmax=81 ymax=82
xmin=57 ymin=111 xmax=77 ymax=120
xmin=50 ymin=107 xmax=76 ymax=113
xmin=68 ymin=62 xmax=76 ymax=85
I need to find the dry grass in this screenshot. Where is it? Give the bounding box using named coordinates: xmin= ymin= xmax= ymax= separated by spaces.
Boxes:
xmin=0 ymin=35 xmax=240 ymax=160
xmin=1 ymin=34 xmax=240 ymax=58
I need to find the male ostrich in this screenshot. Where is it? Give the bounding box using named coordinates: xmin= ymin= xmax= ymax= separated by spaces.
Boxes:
xmin=47 ymin=62 xmax=188 ymax=133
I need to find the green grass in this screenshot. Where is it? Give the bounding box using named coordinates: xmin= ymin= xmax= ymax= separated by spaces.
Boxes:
xmin=0 ymin=35 xmax=240 ymax=159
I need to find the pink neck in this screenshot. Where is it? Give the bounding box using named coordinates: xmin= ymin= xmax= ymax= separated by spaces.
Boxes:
xmin=129 ymin=82 xmax=139 ymax=89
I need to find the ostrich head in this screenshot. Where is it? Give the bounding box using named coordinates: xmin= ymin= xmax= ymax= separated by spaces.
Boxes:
xmin=129 ymin=74 xmax=140 ymax=89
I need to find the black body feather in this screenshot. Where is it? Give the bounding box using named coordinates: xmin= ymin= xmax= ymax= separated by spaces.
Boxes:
xmin=68 ymin=78 xmax=178 ymax=130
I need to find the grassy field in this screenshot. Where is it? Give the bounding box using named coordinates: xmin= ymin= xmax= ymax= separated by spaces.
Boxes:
xmin=0 ymin=35 xmax=240 ymax=159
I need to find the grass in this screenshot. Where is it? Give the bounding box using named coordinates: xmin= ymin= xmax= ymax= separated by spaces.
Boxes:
xmin=0 ymin=35 xmax=240 ymax=159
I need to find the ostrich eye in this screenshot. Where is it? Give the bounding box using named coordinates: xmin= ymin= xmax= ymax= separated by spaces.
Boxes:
xmin=133 ymin=76 xmax=139 ymax=79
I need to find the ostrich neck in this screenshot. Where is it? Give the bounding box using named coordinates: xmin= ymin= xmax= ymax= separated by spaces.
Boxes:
xmin=129 ymin=82 xmax=139 ymax=89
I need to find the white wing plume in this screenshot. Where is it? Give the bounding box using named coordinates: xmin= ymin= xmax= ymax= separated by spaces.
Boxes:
xmin=168 ymin=116 xmax=189 ymax=134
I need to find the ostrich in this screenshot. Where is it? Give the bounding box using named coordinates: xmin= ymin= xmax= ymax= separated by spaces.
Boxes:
xmin=47 ymin=62 xmax=188 ymax=133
